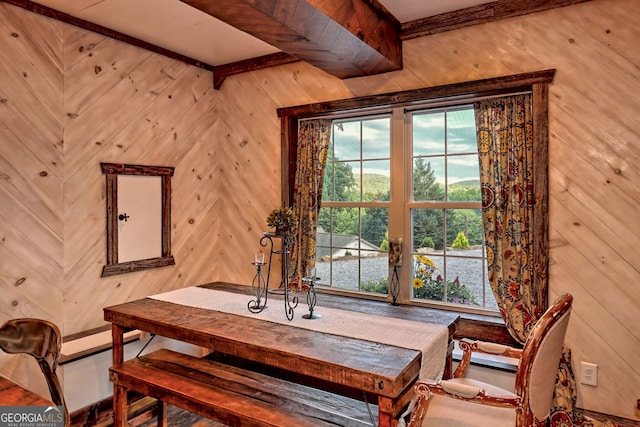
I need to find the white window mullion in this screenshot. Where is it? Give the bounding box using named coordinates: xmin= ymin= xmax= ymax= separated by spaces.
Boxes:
xmin=388 ymin=107 xmax=409 ymax=302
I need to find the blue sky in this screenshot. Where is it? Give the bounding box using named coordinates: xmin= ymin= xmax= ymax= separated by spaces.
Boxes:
xmin=331 ymin=108 xmax=480 ymax=184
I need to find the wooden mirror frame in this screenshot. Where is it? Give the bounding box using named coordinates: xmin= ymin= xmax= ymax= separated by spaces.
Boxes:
xmin=101 ymin=163 xmax=175 ymax=277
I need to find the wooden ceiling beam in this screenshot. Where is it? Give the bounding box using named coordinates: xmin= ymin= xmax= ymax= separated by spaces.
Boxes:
xmin=213 ymin=52 xmax=299 ymax=90
xmin=401 ymin=0 xmax=592 ymax=40
xmin=181 ymin=0 xmax=402 ymax=79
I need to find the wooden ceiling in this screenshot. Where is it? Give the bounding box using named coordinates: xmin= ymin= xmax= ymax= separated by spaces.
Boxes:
xmin=5 ymin=0 xmax=589 ymax=88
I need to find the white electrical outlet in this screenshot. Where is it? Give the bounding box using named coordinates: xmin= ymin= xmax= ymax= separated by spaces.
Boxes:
xmin=580 ymin=362 xmax=598 ymax=386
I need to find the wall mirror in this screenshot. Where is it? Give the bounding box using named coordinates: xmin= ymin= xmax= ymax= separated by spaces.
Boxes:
xmin=101 ymin=163 xmax=175 ymax=277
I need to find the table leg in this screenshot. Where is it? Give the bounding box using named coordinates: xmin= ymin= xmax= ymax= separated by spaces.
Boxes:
xmin=377 ymin=396 xmax=399 ymax=427
xmin=112 ymin=324 xmax=124 ymax=365
xmin=111 ymin=324 xmax=126 ymax=426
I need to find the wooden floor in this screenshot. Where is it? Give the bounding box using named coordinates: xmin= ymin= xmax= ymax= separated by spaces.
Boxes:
xmin=137 ymin=404 xmax=638 ymax=427
xmin=138 ymin=403 xmax=376 ymax=427
xmin=582 ymin=410 xmax=640 ymax=427
xmin=139 ymin=404 xmax=224 ymax=427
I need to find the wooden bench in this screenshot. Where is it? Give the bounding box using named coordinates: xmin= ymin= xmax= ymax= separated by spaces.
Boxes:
xmin=109 ymin=348 xmax=376 ymax=427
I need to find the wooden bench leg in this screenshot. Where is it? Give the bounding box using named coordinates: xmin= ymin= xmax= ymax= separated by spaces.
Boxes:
xmin=157 ymin=400 xmax=168 ymax=427
xmin=113 ymin=384 xmax=128 ymax=427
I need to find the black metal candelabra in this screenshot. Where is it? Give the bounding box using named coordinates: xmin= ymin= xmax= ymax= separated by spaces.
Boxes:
xmin=252 ymin=232 xmax=298 ymax=320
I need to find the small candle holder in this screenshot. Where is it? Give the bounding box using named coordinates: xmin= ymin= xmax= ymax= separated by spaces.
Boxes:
xmin=390 ymin=266 xmax=400 ymax=305
xmin=301 ymin=276 xmax=321 ymax=319
xmin=388 ymin=237 xmax=402 ymax=305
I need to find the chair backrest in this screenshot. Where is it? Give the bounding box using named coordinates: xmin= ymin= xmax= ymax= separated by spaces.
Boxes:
xmin=0 ymin=318 xmax=69 ymax=427
xmin=515 ymin=294 xmax=572 ymax=426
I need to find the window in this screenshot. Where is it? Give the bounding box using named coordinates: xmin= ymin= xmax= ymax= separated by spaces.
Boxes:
xmin=316 ymin=115 xmax=391 ymax=294
xmin=278 ymin=70 xmax=553 ymax=315
xmin=409 ymin=107 xmax=494 ymax=310
xmin=314 ymin=106 xmax=495 ymax=313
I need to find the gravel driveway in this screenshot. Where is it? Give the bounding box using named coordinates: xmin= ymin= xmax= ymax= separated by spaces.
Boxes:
xmin=314 ymin=247 xmax=498 ymax=310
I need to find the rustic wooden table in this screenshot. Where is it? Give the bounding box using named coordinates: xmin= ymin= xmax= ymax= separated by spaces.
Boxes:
xmin=104 ymin=283 xmax=458 ymax=427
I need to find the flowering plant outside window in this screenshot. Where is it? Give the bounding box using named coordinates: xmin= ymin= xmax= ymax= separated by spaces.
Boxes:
xmin=412 ymin=254 xmax=478 ymax=305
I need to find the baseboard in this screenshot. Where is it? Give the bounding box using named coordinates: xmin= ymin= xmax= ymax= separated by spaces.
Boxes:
xmin=581 ymin=409 xmax=640 ymax=427
xmin=61 ymin=329 xmax=143 ymax=365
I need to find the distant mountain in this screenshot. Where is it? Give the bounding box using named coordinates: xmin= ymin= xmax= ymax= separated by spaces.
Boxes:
xmin=450 ymin=179 xmax=480 ymax=188
xmin=362 ymin=174 xmax=390 ymax=195
xmin=358 ymin=175 xmax=481 ymax=205
xmin=361 ymin=175 xmax=480 ymax=190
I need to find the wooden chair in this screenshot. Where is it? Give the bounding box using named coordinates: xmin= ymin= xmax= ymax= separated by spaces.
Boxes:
xmin=0 ymin=318 xmax=69 ymax=427
xmin=407 ymin=293 xmax=573 ymax=427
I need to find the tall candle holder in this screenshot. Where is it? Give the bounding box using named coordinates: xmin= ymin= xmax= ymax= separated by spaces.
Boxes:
xmin=247 ymin=259 xmax=268 ymax=313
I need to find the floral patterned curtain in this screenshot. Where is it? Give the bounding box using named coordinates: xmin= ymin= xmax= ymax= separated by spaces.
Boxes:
xmin=475 ymin=94 xmax=539 ymax=343
xmin=289 ymin=119 xmax=332 ymax=290
xmin=475 ymin=94 xmax=580 ymax=425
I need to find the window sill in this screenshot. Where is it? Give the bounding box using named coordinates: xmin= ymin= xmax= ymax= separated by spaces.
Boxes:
xmin=316 ymin=285 xmax=519 ymax=347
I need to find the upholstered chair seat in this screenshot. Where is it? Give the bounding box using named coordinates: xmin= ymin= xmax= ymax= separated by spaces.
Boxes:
xmin=420 ymin=392 xmax=516 ymax=427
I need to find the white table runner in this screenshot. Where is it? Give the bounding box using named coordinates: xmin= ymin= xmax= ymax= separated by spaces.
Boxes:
xmin=150 ymin=286 xmax=448 ymax=380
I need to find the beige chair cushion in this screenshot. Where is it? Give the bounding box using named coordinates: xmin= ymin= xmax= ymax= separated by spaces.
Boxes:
xmin=422 ymin=393 xmax=516 ymax=427
xmin=420 ymin=377 xmax=517 ymax=427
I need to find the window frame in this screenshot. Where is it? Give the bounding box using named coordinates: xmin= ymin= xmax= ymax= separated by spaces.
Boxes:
xmin=277 ymin=69 xmax=554 ymax=312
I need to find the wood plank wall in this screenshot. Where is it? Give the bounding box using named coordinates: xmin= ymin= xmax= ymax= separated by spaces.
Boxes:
xmin=0 ymin=1 xmax=63 ymax=391
xmin=0 ymin=0 xmax=638 ymax=420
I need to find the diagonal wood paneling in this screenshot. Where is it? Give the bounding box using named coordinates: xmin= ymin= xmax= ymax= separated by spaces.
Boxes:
xmin=62 ymin=29 xmax=224 ymax=329
xmin=0 ymin=0 xmax=638 ymax=421
xmin=0 ymin=2 xmax=63 ymax=337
